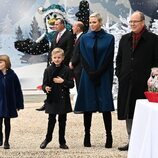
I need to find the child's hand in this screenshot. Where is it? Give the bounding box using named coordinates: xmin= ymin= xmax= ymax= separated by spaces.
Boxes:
xmin=69 ymin=62 xmax=74 ymax=69
xmin=45 ymin=86 xmax=51 ymax=93
xmin=53 ymin=76 xmax=64 ymax=84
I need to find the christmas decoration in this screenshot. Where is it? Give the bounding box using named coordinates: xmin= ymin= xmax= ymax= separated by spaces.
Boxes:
xmin=75 ymin=0 xmax=90 ymax=32
xmin=14 ymin=4 xmax=72 ymax=55
xmin=145 ymin=67 xmax=158 ymax=102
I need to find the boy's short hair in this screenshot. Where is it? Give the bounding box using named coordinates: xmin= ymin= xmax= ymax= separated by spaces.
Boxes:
xmin=0 ymin=54 xmax=11 ymax=69
xmin=51 ymin=48 xmax=65 ymax=57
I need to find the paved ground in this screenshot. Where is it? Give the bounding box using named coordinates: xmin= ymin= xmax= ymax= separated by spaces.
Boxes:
xmin=0 ymin=95 xmax=128 ymax=158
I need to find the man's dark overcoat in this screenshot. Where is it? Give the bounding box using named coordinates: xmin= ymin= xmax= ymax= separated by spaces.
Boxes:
xmin=70 ymin=33 xmax=83 ymax=89
xmin=48 ymin=30 xmax=74 ymax=66
xmin=116 ymin=29 xmax=158 ymax=120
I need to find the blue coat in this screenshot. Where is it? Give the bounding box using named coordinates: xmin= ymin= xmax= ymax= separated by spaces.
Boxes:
xmin=0 ymin=69 xmax=24 ymax=118
xmin=74 ymin=29 xmax=115 ymax=113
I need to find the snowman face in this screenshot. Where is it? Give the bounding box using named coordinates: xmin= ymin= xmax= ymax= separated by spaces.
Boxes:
xmin=45 ymin=12 xmax=65 ymax=33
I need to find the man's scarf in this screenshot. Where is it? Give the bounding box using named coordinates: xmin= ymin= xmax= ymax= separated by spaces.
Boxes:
xmin=132 ymin=27 xmax=145 ymax=50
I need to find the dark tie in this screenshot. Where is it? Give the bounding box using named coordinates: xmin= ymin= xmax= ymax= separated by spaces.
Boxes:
xmin=56 ymin=32 xmax=61 ymax=43
xmin=75 ymin=37 xmax=78 ymax=44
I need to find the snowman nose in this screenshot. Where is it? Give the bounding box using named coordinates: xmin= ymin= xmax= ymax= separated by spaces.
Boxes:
xmin=48 ymin=18 xmax=56 ymax=25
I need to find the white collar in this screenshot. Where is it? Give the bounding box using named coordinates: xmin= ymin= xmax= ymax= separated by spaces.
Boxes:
xmin=76 ymin=32 xmax=83 ymax=39
xmin=59 ymin=28 xmax=66 ymax=36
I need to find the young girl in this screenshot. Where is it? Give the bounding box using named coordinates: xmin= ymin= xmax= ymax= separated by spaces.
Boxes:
xmin=0 ymin=55 xmax=24 ymax=149
xmin=40 ymin=48 xmax=74 ymax=149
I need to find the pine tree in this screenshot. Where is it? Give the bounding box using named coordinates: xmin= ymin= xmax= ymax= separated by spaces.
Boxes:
xmin=15 ymin=26 xmax=24 ymax=40
xmin=1 ymin=14 xmax=13 ymax=35
xmin=149 ymin=17 xmax=154 ymax=30
xmin=29 ymin=16 xmax=41 ymax=40
xmin=150 ymin=19 xmax=158 ymax=35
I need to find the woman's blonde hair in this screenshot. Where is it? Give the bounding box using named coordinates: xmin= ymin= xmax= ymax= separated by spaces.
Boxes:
xmin=51 ymin=48 xmax=65 ymax=57
xmin=0 ymin=54 xmax=11 ymax=69
xmin=89 ymin=12 xmax=103 ymax=25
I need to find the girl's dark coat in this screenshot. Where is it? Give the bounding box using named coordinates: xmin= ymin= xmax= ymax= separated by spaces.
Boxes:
xmin=42 ymin=64 xmax=74 ymax=114
xmin=116 ymin=29 xmax=158 ymax=120
xmin=0 ymin=69 xmax=24 ymax=118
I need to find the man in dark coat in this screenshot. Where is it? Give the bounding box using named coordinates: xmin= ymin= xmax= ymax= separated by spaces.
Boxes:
xmin=115 ymin=11 xmax=158 ymax=151
xmin=69 ymin=21 xmax=84 ymax=90
xmin=48 ymin=18 xmax=74 ymax=66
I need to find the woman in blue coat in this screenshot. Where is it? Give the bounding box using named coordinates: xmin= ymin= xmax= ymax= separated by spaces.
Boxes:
xmin=0 ymin=55 xmax=24 ymax=149
xmin=74 ymin=12 xmax=115 ymax=148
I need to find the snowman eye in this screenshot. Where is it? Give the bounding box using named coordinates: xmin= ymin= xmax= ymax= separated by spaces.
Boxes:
xmin=46 ymin=15 xmax=50 ymax=20
xmin=54 ymin=14 xmax=57 ymax=18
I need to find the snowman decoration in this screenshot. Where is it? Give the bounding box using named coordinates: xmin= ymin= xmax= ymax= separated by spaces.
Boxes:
xmin=15 ymin=4 xmax=72 ymax=56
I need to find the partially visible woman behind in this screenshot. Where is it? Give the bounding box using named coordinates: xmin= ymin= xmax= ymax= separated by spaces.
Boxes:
xmin=74 ymin=12 xmax=115 ymax=148
xmin=0 ymin=55 xmax=24 ymax=149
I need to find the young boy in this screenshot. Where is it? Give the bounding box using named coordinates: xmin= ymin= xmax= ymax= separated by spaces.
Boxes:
xmin=40 ymin=48 xmax=74 ymax=149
